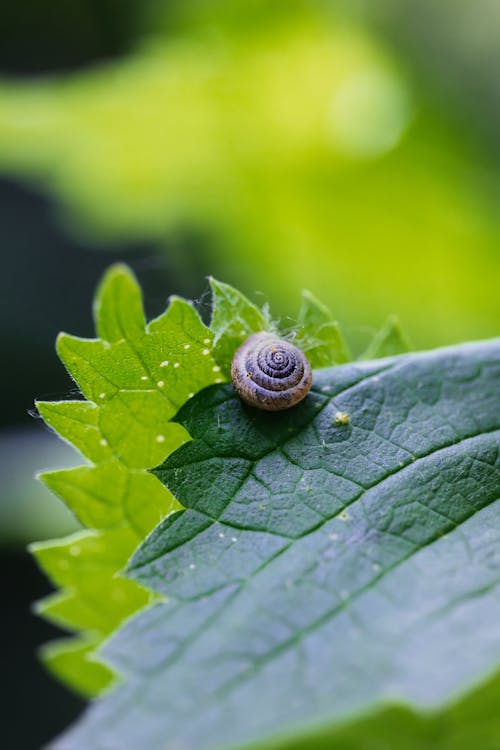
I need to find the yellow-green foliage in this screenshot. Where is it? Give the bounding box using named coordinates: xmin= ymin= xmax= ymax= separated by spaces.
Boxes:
xmin=31 ymin=265 xmax=222 ymax=695
xmin=0 ymin=3 xmax=498 ymax=351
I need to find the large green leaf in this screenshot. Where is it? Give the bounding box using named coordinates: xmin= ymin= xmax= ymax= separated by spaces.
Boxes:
xmin=51 ymin=339 xmax=500 ymax=750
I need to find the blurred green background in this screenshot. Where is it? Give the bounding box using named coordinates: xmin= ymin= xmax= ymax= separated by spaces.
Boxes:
xmin=1 ymin=1 xmax=499 ymax=748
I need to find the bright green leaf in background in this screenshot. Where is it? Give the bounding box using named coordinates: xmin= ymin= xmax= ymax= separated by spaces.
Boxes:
xmin=359 ymin=314 xmax=411 ymax=360
xmin=34 ymin=265 xmax=500 ymax=750
xmin=0 ymin=1 xmax=498 ymax=350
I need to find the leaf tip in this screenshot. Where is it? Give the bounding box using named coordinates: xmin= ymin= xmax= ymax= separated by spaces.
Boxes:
xmin=94 ymin=263 xmax=145 ymax=343
xmin=55 ymin=330 xmax=79 ymax=355
xmin=97 ymin=262 xmax=138 ymax=287
xmin=207 ymin=276 xmax=225 ymax=296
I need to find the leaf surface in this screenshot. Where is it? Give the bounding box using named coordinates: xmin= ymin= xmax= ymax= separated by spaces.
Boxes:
xmin=52 ymin=339 xmax=500 ymax=750
xmin=210 ymin=278 xmax=271 ymax=375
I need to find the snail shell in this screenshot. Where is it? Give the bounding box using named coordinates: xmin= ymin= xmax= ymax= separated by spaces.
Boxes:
xmin=230 ymin=332 xmax=312 ymax=411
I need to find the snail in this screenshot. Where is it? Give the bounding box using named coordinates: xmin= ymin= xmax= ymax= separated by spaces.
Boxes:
xmin=230 ymin=332 xmax=312 ymax=411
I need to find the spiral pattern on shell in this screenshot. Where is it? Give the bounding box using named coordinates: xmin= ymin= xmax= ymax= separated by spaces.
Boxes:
xmin=230 ymin=332 xmax=312 ymax=411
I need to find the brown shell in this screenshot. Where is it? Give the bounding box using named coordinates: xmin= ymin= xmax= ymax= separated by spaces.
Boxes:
xmin=230 ymin=332 xmax=312 ymax=411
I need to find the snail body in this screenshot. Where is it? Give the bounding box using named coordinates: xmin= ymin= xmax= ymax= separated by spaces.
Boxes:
xmin=231 ymin=332 xmax=312 ymax=411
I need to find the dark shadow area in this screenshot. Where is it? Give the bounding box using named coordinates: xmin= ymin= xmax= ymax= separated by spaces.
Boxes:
xmin=1 ymin=550 xmax=85 ymax=750
xmin=0 ymin=177 xmax=210 ymax=427
xmin=0 ymin=0 xmax=153 ymax=75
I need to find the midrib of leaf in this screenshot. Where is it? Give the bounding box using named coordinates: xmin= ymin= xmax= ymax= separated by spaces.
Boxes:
xmin=139 ymin=428 xmax=499 ymax=581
